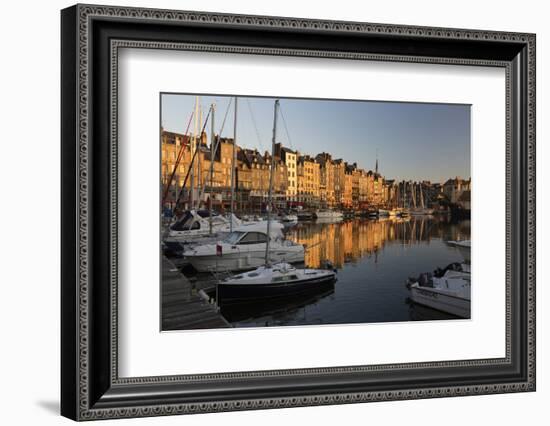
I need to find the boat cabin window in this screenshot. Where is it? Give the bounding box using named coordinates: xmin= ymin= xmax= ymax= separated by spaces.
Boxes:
xmin=238 ymin=232 xmax=268 ymax=245
xmin=173 ymin=218 xmax=200 ymax=231
xmin=197 ymin=210 xmax=217 ymax=218
xmin=224 ymin=231 xmax=245 ymax=245
xmin=272 ymin=274 xmax=299 ymax=282
xmin=170 ymin=212 xmax=193 ymax=231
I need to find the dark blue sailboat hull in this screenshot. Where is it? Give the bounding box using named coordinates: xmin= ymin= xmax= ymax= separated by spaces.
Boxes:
xmin=217 ymin=275 xmax=336 ymax=305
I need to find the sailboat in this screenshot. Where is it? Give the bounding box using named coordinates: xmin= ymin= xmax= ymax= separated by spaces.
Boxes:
xmin=410 ymin=183 xmax=434 ymax=216
xmin=165 ymin=100 xmax=264 ymax=247
xmin=183 ymin=99 xmax=302 ymax=273
xmin=396 ymin=181 xmax=409 ymax=217
xmin=217 ymin=262 xmax=337 ymax=305
xmin=314 ymin=209 xmax=344 ymax=221
xmin=216 ymin=100 xmax=337 ymax=304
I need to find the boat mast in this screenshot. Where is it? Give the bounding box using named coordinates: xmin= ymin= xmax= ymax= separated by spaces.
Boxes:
xmin=265 ymin=100 xmax=280 ymax=266
xmin=197 ymin=105 xmax=203 ymax=208
xmin=395 ymin=177 xmax=400 ymax=209
xmin=230 ymin=97 xmax=238 ymax=232
xmin=161 ymin=109 xmax=194 ymax=208
xmin=209 ymin=104 xmax=215 ymax=234
xmin=189 ymin=96 xmax=199 ymax=209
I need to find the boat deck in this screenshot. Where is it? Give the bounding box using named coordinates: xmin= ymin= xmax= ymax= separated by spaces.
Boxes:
xmin=161 ymin=257 xmax=231 ymax=330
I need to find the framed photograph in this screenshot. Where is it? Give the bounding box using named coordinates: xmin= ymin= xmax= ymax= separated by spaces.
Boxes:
xmin=61 ymin=4 xmax=536 ymax=420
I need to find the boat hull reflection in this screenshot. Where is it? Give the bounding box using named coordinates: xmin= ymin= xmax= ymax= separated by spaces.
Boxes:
xmin=217 ymin=276 xmax=336 ymax=305
xmin=218 ymin=285 xmax=336 ymax=323
xmin=406 ymin=298 xmax=461 ymax=321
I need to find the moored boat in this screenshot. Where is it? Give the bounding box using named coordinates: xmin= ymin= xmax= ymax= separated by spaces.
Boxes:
xmin=166 ymin=210 xmax=241 ymax=242
xmin=216 ymin=100 xmax=338 ymax=307
xmin=297 ymin=210 xmax=314 ymax=221
xmin=280 ymin=213 xmax=298 ymax=223
xmin=314 ymin=209 xmax=344 ymax=220
xmin=217 ymin=262 xmax=337 ymax=305
xmin=406 ymin=262 xmax=471 ymax=318
xmin=409 ymin=184 xmax=434 ymax=216
xmin=446 ymin=240 xmax=471 ymax=263
xmin=184 ymin=217 xmax=304 ymax=273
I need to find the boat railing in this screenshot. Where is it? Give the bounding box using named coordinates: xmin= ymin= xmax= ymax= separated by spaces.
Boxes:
xmin=208 ymin=266 xmax=234 ymax=282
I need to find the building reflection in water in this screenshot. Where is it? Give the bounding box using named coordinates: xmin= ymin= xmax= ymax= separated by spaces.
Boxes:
xmin=285 ymin=216 xmax=471 ymax=269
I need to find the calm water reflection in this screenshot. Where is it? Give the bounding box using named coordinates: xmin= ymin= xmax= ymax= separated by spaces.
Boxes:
xmin=224 ymin=216 xmax=470 ymax=328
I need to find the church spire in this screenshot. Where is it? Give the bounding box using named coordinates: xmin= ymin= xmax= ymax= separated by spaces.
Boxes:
xmin=375 ymin=149 xmax=379 ymax=175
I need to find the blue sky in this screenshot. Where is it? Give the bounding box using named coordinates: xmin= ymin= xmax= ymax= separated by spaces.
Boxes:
xmin=161 ymin=94 xmax=470 ymax=183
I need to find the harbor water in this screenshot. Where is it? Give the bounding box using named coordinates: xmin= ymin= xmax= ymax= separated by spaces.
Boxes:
xmin=179 ymin=216 xmax=471 ymax=328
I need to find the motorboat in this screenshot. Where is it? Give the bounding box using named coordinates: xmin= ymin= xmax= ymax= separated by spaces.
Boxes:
xmin=163 ymin=210 xmax=233 ymax=260
xmin=297 ymin=210 xmax=314 ymax=221
xmin=216 ymin=262 xmax=337 ymax=305
xmin=406 ymin=262 xmax=471 ymax=318
xmin=447 ymin=240 xmax=471 ymax=263
xmin=314 ymin=209 xmax=343 ymax=221
xmin=183 ymin=222 xmax=305 ymax=273
xmin=166 ymin=210 xmax=242 ymax=242
xmin=280 ymin=213 xmax=298 ymax=223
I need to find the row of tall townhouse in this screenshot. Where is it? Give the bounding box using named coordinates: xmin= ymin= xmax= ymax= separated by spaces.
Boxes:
xmin=296 ymin=154 xmax=320 ymax=205
xmin=161 ymin=131 xmax=288 ymax=202
xmin=161 ymin=129 xmax=390 ymax=208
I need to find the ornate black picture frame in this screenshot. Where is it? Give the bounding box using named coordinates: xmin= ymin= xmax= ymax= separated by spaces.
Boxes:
xmin=61 ymin=4 xmax=536 ymax=421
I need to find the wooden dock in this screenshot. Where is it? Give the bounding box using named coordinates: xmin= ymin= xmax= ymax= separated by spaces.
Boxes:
xmin=161 ymin=257 xmax=231 ymax=330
